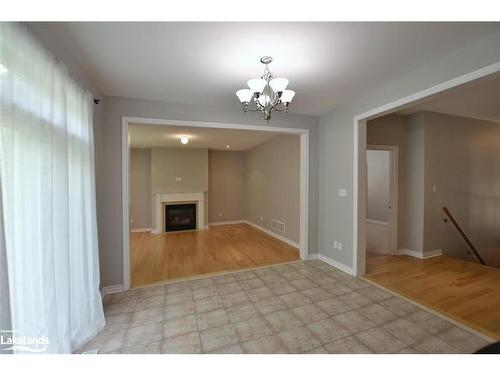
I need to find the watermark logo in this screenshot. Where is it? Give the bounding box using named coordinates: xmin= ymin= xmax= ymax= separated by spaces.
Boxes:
xmin=1 ymin=330 xmax=49 ymax=353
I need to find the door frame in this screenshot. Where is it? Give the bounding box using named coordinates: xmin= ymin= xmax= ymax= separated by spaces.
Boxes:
xmin=366 ymin=145 xmax=399 ymax=254
xmin=121 ymin=116 xmax=310 ymax=291
xmin=353 ymin=61 xmax=500 ymax=277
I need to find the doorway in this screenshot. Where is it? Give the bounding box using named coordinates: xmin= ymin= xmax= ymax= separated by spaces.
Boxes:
xmin=366 ymin=145 xmax=398 ymax=259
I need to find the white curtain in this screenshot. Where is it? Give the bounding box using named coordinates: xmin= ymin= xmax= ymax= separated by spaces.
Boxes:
xmin=0 ymin=23 xmax=104 ymax=354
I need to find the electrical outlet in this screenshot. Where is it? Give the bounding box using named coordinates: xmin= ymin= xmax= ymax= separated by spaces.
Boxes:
xmin=338 ymin=188 xmax=347 ymax=197
xmin=218 ymin=212 xmax=222 ymax=217
xmin=333 ymin=240 xmax=338 ymax=249
xmin=174 ymin=176 xmax=182 ymax=182
xmin=260 ymin=216 xmax=264 ymax=222
xmin=338 ymin=242 xmax=342 ymax=251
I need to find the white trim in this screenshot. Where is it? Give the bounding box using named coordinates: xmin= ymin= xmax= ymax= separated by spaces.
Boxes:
xmin=122 ymin=117 xmax=310 ymax=291
xmin=366 ymin=219 xmax=389 ymax=226
xmin=101 ymin=284 xmax=124 ymax=298
xmin=307 ymin=253 xmax=319 ymax=260
xmin=208 ymin=220 xmax=246 ymax=226
xmin=130 ymin=228 xmax=152 ymax=233
xmin=353 ymin=62 xmax=500 ymax=277
xmin=394 ymin=248 xmax=443 ymax=259
xmin=318 ymin=254 xmax=354 ymax=275
xmin=244 ymin=220 xmax=300 ymax=249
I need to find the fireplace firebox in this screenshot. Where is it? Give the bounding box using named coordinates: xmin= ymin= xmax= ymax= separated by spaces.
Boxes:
xmin=165 ymin=203 xmax=197 ymax=232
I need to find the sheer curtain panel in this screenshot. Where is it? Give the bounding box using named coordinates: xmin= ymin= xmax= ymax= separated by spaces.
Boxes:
xmin=0 ymin=22 xmax=104 ymax=354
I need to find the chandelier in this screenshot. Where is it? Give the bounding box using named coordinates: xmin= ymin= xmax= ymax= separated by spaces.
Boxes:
xmin=236 ymin=56 xmax=295 ymax=122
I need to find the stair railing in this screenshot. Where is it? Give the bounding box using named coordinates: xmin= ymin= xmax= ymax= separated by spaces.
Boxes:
xmin=442 ymin=206 xmax=486 ymax=265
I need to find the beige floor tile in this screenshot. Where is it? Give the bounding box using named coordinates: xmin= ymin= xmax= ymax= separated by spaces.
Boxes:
xmin=379 ymin=297 xmax=420 ymax=317
xmin=332 ymin=311 xmax=377 ymax=334
xmin=264 ymin=309 xmax=303 ymax=332
xmin=208 ymin=344 xmax=243 ymax=354
xmin=221 ymin=291 xmax=250 ymax=308
xmin=122 ymin=340 xmax=162 ymax=354
xmin=291 ymin=303 xmax=329 ymax=324
xmin=354 ymin=327 xmax=407 ymax=353
xmin=163 ymin=300 xmax=195 ymax=320
xmin=289 ymin=278 xmax=318 ymax=291
xmin=212 ymin=274 xmax=237 ymax=285
xmin=194 ymin=296 xmax=223 ymax=313
xmin=382 ymin=318 xmax=430 ymax=345
xmin=165 ymin=289 xmax=192 ymax=305
xmin=190 ymin=278 xmax=215 ymax=289
xmin=130 ymin=307 xmax=164 ymax=327
xmin=357 ymin=286 xmax=393 ymax=303
xmin=125 ymin=322 xmax=163 ymax=346
xmin=325 ymin=336 xmax=373 ymax=353
xmin=324 ymin=283 xmax=353 ymax=297
xmin=241 ymin=335 xmax=287 ymax=354
xmin=436 ymin=326 xmax=489 ymax=353
xmin=226 ymin=303 xmax=260 ymax=323
xmin=246 ymin=287 xmax=274 ymax=302
xmin=316 ymin=297 xmax=352 ymax=316
xmin=307 ymin=318 xmax=351 ymax=344
xmin=254 ymin=297 xmax=287 ymax=315
xmin=165 ymin=281 xmax=191 ymax=294
xmin=338 ymin=291 xmax=373 ymax=309
xmin=405 ymin=310 xmax=452 ymax=335
xmin=412 ymin=336 xmax=460 ymax=354
xmin=239 ymin=277 xmax=266 ymax=290
xmin=280 ymin=292 xmax=312 ymax=308
xmin=233 ymin=317 xmax=273 ymax=342
xmin=139 ymin=285 xmax=166 ymax=298
xmin=164 ymin=314 xmax=198 ymax=338
xmin=278 ymin=326 xmax=321 ymax=353
xmin=300 ymin=287 xmax=333 ymax=302
xmin=217 ymin=282 xmax=243 ymax=295
xmin=303 ymin=346 xmax=329 ymax=354
xmin=162 ymin=332 xmax=202 ymax=354
xmin=196 ymin=308 xmax=230 ymax=331
xmin=200 ymin=324 xmax=238 ymax=353
xmin=357 ymin=303 xmax=398 ymax=325
xmin=192 ymin=285 xmax=219 ymax=300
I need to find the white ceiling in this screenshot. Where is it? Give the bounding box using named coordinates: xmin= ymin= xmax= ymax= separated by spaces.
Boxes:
xmin=129 ymin=124 xmax=287 ymax=150
xmin=397 ymin=74 xmax=500 ymax=122
xmin=29 ymin=22 xmax=500 ymax=115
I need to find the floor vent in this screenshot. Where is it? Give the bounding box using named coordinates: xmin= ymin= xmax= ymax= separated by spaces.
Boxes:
xmin=271 ymin=219 xmax=286 ymax=233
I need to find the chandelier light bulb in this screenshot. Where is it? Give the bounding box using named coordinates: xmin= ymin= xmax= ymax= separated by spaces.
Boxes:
xmin=236 ymin=57 xmax=294 ymax=122
xmin=180 ymin=136 xmax=189 ymax=145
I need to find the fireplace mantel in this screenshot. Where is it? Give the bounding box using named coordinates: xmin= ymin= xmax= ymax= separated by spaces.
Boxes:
xmin=152 ymin=192 xmax=205 ymax=233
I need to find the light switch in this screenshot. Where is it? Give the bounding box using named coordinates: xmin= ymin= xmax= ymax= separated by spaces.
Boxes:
xmin=174 ymin=177 xmax=182 ymax=182
xmin=432 ymin=185 xmax=437 ymax=193
xmin=338 ymin=189 xmax=347 ymax=197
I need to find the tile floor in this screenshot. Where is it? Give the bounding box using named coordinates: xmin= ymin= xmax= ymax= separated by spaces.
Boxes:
xmin=78 ymin=260 xmax=490 ymax=354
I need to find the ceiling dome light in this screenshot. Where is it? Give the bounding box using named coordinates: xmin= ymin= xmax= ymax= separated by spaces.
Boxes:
xmin=235 ymin=56 xmax=295 ymax=122
xmin=180 ymin=136 xmax=189 ymax=145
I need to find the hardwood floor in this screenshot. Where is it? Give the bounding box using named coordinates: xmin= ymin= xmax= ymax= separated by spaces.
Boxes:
xmin=365 ymin=255 xmax=500 ymax=340
xmin=130 ymin=223 xmax=300 ymax=287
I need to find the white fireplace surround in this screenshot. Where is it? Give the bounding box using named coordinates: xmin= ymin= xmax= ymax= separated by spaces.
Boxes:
xmin=153 ymin=192 xmax=205 ymax=233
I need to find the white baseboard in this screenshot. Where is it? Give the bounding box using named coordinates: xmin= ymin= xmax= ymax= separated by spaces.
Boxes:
xmin=208 ymin=220 xmax=245 ymax=226
xmin=307 ymin=253 xmax=319 ymax=260
xmin=101 ymin=284 xmax=124 ymax=298
xmin=130 ymin=228 xmax=152 ymax=233
xmin=366 ymin=219 xmax=389 ymax=226
xmin=395 ymin=248 xmax=443 ymax=259
xmin=244 ymin=220 xmax=300 ymax=249
xmin=318 ymin=254 xmax=354 ymax=275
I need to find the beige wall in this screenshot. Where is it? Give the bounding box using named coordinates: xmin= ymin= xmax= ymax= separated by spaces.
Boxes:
xmin=130 ymin=148 xmax=151 ymax=229
xmin=208 ymin=151 xmax=245 ymax=223
xmin=151 ymin=147 xmax=208 ymax=194
xmin=245 ymin=135 xmax=301 ymax=243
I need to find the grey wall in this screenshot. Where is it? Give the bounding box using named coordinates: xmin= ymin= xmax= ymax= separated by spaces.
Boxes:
xmin=245 ymin=135 xmax=301 ymax=243
xmin=423 ymin=112 xmax=500 ymax=267
xmin=151 ymin=147 xmax=208 ymax=194
xmin=208 ymin=150 xmax=245 ymax=223
xmin=319 ymin=30 xmax=500 ymax=270
xmin=367 ymin=114 xmax=426 ymax=252
xmin=130 ymin=149 xmax=151 ymax=229
xmin=97 ymin=96 xmax=318 ymax=287
xmin=366 ymin=150 xmax=390 ymax=222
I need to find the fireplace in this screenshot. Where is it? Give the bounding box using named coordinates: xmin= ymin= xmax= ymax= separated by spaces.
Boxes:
xmin=165 ymin=203 xmax=197 ymax=232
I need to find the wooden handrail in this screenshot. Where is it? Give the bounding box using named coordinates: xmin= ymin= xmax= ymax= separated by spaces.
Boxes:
xmin=442 ymin=206 xmax=486 ymax=265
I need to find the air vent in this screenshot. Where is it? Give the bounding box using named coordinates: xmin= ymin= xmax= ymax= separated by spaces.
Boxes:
xmin=271 ymin=219 xmax=286 ymax=233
